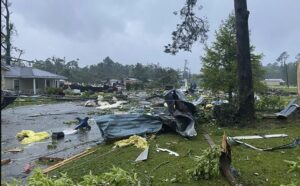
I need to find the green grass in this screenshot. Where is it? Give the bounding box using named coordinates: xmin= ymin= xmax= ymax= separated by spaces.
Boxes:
xmin=49 ymin=119 xmax=300 ymax=186
xmin=268 ymin=85 xmax=297 ymax=94
xmin=5 ymin=97 xmax=58 ymax=109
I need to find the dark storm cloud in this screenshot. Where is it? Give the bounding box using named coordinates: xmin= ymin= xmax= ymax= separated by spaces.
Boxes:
xmin=10 ymin=0 xmax=300 ymax=73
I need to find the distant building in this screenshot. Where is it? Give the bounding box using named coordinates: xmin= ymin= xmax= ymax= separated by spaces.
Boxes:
xmin=263 ymin=79 xmax=285 ymax=86
xmin=3 ymin=66 xmax=67 ymax=95
xmin=124 ymin=78 xmax=141 ymax=85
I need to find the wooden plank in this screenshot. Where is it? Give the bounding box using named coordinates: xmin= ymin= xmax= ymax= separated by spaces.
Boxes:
xmin=43 ymin=149 xmax=96 ymax=174
xmin=203 ymin=134 xmax=216 ymax=147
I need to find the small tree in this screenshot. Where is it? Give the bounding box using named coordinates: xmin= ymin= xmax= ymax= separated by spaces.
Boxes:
xmin=201 ymin=14 xmax=265 ymax=103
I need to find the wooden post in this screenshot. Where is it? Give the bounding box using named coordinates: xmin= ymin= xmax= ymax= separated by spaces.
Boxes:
xmin=33 ymin=78 xmax=36 ymax=95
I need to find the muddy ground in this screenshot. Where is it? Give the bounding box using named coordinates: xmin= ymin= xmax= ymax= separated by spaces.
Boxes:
xmin=1 ymin=102 xmax=103 ymax=182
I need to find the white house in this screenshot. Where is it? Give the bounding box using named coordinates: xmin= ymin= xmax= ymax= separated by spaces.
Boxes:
xmin=3 ymin=65 xmax=67 ymax=95
xmin=263 ymin=79 xmax=285 ymax=86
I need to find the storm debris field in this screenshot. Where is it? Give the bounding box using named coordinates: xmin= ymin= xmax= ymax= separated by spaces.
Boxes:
xmin=1 ymin=89 xmax=300 ymax=185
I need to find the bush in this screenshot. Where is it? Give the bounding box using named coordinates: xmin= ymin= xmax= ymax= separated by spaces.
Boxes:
xmin=80 ymin=91 xmax=96 ymax=99
xmin=46 ymin=87 xmax=64 ymax=95
xmin=186 ymin=146 xmax=221 ymax=180
xmin=213 ymin=103 xmax=238 ymax=127
xmin=255 ymin=96 xmax=285 ymax=111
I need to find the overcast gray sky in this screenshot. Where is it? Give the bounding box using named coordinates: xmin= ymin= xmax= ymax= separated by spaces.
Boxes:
xmin=11 ymin=0 xmax=300 ymax=73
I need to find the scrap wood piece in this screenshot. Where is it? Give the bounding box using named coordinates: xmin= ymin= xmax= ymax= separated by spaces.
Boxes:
xmin=6 ymin=147 xmax=24 ymax=153
xmin=204 ymin=133 xmax=239 ymax=186
xmin=204 ymin=134 xmax=216 ymax=147
xmin=1 ymin=159 xmax=11 ymax=165
xmin=229 ymin=134 xmax=288 ymax=140
xmin=220 ymin=133 xmax=238 ymax=186
xmin=43 ymin=149 xmax=96 ymax=174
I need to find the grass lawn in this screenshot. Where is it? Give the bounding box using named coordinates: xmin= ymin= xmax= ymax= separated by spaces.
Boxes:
xmin=268 ymin=85 xmax=298 ymax=94
xmin=49 ymin=118 xmax=300 ymax=186
xmin=5 ymin=97 xmax=58 ymax=109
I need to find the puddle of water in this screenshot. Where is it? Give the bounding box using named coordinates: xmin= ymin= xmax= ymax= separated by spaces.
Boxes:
xmin=1 ymin=102 xmax=103 ymax=182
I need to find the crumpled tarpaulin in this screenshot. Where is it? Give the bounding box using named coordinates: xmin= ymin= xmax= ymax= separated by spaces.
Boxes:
xmin=94 ymin=89 xmax=198 ymax=140
xmin=94 ymin=114 xmax=162 ymax=140
xmin=16 ymin=130 xmax=50 ymax=144
xmin=114 ymin=135 xmax=148 ymax=149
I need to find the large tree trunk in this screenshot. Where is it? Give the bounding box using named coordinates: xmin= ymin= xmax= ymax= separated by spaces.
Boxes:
xmin=234 ymin=0 xmax=255 ymax=120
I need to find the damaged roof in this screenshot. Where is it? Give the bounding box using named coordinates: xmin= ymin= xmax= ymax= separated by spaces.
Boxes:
xmin=4 ymin=66 xmax=67 ymax=79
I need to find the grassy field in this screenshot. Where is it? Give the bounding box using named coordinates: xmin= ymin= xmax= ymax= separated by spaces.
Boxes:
xmin=268 ymin=85 xmax=298 ymax=94
xmin=48 ymin=118 xmax=300 ymax=186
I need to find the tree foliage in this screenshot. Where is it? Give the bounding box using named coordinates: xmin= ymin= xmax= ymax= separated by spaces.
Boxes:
xmin=164 ymin=0 xmax=209 ymax=54
xmin=200 ymin=14 xmax=265 ymax=101
xmin=32 ymin=57 xmax=180 ymax=87
xmin=263 ymin=61 xmax=297 ymax=86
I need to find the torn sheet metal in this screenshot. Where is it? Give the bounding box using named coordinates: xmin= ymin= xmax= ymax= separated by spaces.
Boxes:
xmin=229 ymin=138 xmax=300 ymax=151
xmin=160 ymin=111 xmax=197 ymax=137
xmin=94 ymin=89 xmax=198 ymax=140
xmin=94 ymin=114 xmax=162 ymax=140
xmin=164 ymin=89 xmax=197 ymax=115
xmin=229 ymin=134 xmax=288 ymax=140
xmin=135 ymin=147 xmax=149 ymax=162
xmin=276 ymin=98 xmax=299 ymax=119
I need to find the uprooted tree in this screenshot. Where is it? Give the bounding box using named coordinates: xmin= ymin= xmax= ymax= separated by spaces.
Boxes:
xmin=165 ymin=0 xmax=255 ymax=120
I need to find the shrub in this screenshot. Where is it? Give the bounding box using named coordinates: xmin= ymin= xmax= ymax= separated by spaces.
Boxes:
xmin=255 ymin=96 xmax=285 ymax=111
xmin=46 ymin=87 xmax=64 ymax=95
xmin=213 ymin=103 xmax=238 ymax=127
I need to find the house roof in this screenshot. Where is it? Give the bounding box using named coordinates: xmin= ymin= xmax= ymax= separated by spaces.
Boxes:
xmin=264 ymin=79 xmax=285 ymax=82
xmin=4 ymin=66 xmax=67 ymax=79
xmin=1 ymin=64 xmax=10 ymax=71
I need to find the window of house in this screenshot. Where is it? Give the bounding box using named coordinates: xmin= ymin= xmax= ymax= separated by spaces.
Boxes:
xmin=14 ymin=79 xmax=20 ymax=90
